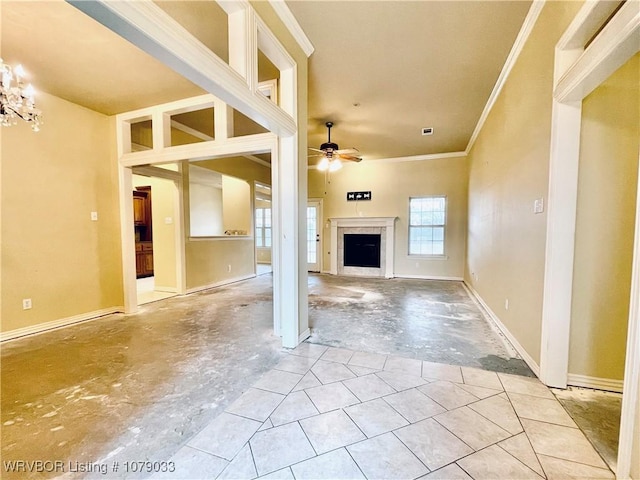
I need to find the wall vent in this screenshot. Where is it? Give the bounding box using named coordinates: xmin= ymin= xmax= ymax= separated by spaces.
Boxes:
xmin=422 ymin=127 xmax=434 ymax=136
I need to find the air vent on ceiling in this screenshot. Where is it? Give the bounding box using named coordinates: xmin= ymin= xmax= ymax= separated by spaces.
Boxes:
xmin=422 ymin=127 xmax=434 ymax=136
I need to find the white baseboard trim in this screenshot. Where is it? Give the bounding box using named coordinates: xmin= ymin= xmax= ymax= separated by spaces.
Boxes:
xmin=154 ymin=286 xmax=178 ymax=293
xmin=463 ymin=281 xmax=541 ymax=377
xmin=186 ymin=274 xmax=256 ymax=295
xmin=298 ymin=328 xmax=311 ymax=344
xmin=567 ymin=374 xmax=624 ymax=393
xmin=395 ymin=275 xmax=464 ymax=281
xmin=1 ymin=307 xmax=123 ymax=343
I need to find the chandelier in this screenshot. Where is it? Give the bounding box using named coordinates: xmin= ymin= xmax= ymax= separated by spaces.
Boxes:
xmin=1 ymin=59 xmax=42 ymax=131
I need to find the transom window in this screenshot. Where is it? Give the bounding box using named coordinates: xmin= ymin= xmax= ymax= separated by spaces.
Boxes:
xmin=255 ymin=208 xmax=271 ymax=247
xmin=409 ymin=196 xmax=446 ymax=255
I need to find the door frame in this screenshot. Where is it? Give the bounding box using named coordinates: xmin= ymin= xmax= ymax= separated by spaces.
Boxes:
xmin=537 ymin=1 xmax=640 ymax=476
xmin=307 ymin=199 xmax=323 ymax=272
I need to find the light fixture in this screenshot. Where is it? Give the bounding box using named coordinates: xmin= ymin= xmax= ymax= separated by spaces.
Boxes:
xmin=1 ymin=59 xmax=42 ymax=131
xmin=317 ymin=156 xmax=330 ymax=171
xmin=329 ymin=159 xmax=342 ymax=172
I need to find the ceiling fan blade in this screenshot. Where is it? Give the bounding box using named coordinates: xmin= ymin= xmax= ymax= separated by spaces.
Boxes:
xmin=307 ymin=153 xmax=325 ymax=158
xmin=338 ymin=154 xmax=362 ymax=162
xmin=335 ymin=148 xmax=359 ymax=155
xmin=308 ymin=147 xmax=325 ymax=153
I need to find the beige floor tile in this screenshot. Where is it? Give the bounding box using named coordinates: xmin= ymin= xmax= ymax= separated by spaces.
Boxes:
xmin=347 ymin=364 xmax=381 ymax=376
xmin=275 ymin=355 xmax=317 ymax=375
xmin=395 ymin=418 xmax=473 ymax=470
xmin=299 ymin=409 xmax=366 ymax=454
xmin=258 ymin=418 xmax=273 ymax=431
xmin=522 ymin=418 xmax=608 ymax=468
xmin=250 ymin=422 xmax=316 ymax=476
xmin=345 ymin=398 xmax=409 ymax=437
xmin=291 ymin=343 xmax=328 ymax=359
xmin=419 ymin=381 xmax=479 ymax=410
xmin=257 ymin=467 xmax=295 ymax=479
xmin=225 ymin=388 xmax=285 ymax=422
xmin=384 ymin=355 xmax=423 ymax=377
xmin=435 ymin=406 xmax=511 ymax=450
xmin=253 ymin=369 xmax=303 ymax=395
xmin=498 ymin=373 xmax=555 ymax=399
xmin=154 ymin=445 xmax=228 ymax=479
xmin=347 ymin=432 xmax=429 ymax=479
xmin=217 ymin=443 xmax=257 ymax=480
xmin=312 ymin=360 xmax=357 ymax=384
xmin=457 ymin=444 xmax=543 ymax=479
xmin=292 ymin=371 xmax=322 ymax=392
xmin=188 ymin=412 xmax=261 ymax=460
xmin=305 ymin=382 xmax=360 ymax=413
xmin=507 ymin=392 xmax=577 ymax=427
xmin=383 ymin=388 xmax=445 ymax=423
xmin=349 ymin=351 xmax=387 ymax=370
xmin=461 ymin=367 xmax=503 ymax=390
xmin=375 ymin=370 xmax=428 ymax=391
xmin=468 ymin=393 xmax=523 ymax=435
xmin=498 ymin=432 xmax=544 ymax=477
xmin=291 ymin=448 xmax=366 ymax=480
xmin=537 ymin=454 xmax=615 ymax=479
xmin=422 ymin=361 xmax=463 ymax=383
xmin=269 ymin=391 xmax=320 ymax=426
xmin=457 ymin=383 xmax=502 ymax=400
xmin=420 ymin=463 xmax=472 ymax=479
xmin=343 ymin=374 xmax=396 ymax=402
xmin=320 ymin=347 xmax=355 ymax=364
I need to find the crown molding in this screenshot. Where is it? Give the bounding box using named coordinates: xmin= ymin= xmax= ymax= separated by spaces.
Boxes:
xmin=267 ymin=0 xmax=315 ymax=58
xmin=465 ymin=0 xmax=546 ymax=154
xmin=368 ymin=151 xmax=467 ymax=164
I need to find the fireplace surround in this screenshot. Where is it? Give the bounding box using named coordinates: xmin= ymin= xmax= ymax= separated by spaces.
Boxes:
xmin=329 ymin=217 xmax=397 ymax=278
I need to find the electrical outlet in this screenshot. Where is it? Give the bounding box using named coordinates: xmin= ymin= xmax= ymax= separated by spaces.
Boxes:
xmin=90 ymin=211 xmax=98 ymax=221
xmin=23 ymin=298 xmax=32 ymax=310
xmin=227 ymin=264 xmax=231 ymax=273
xmin=505 ymin=299 xmax=509 ymax=310
xmin=533 ymin=198 xmax=544 ymax=214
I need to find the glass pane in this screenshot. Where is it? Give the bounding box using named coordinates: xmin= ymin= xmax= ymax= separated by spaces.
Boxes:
xmin=265 ymin=208 xmax=271 ymax=227
xmin=265 ymin=228 xmax=271 ymax=247
xmin=433 ymin=241 xmax=444 ymax=255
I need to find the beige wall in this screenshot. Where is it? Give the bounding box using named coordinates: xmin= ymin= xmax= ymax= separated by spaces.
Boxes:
xmin=1 ymin=92 xmax=123 ymax=334
xmin=183 ymin=158 xmax=270 ymax=290
xmin=309 ymin=157 xmax=468 ymax=278
xmin=568 ymin=54 xmax=639 ymax=381
xmin=222 ymin=175 xmax=251 ymax=233
xmin=465 ymin=1 xmax=582 ymax=365
xmin=133 ymin=175 xmax=178 ymax=291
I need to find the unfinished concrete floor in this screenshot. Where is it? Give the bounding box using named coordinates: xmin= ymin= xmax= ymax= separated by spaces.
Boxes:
xmin=0 ymin=274 xmax=619 ymax=478
xmin=308 ymin=274 xmax=532 ymax=376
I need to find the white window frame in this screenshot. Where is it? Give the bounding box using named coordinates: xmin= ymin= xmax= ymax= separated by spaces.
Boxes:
xmin=408 ymin=196 xmax=447 ymax=257
xmin=255 ymin=207 xmax=272 ymax=247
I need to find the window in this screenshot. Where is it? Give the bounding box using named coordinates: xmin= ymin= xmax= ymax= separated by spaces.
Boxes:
xmin=256 ymin=208 xmax=271 ymax=247
xmin=409 ymin=196 xmax=446 ymax=255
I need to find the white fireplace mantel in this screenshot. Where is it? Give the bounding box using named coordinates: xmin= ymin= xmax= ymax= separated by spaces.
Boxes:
xmin=329 ymin=217 xmax=398 ymax=278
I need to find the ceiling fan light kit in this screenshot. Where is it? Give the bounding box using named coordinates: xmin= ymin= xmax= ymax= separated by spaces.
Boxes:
xmin=311 ymin=121 xmax=361 ymax=171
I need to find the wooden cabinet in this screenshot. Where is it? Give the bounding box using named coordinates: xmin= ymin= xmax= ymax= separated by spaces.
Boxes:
xmin=133 ymin=194 xmax=148 ymax=225
xmin=135 ymin=241 xmax=154 ymax=278
xmin=134 ymin=186 xmax=154 ymax=278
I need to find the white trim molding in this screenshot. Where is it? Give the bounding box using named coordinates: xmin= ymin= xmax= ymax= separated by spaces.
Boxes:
xmin=365 ymin=151 xmax=466 ymax=165
xmin=1 ymin=307 xmax=123 ymax=343
xmin=567 ymin=374 xmax=624 ymax=393
xmin=466 ymin=0 xmax=546 ymax=154
xmin=185 ymin=274 xmax=256 ymax=295
xmin=267 ymin=0 xmax=314 ymax=57
xmin=463 ymin=282 xmax=541 ymax=376
xmin=395 ymin=275 xmax=464 ymax=282
xmin=298 ymin=328 xmax=311 ymax=344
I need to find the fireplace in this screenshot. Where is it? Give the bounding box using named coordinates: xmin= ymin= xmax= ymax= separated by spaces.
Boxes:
xmin=344 ymin=234 xmax=381 ymax=268
xmin=329 ymin=217 xmax=397 ymax=278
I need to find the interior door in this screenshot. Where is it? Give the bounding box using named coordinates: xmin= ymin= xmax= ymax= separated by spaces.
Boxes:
xmin=307 ymin=201 xmax=321 ymax=272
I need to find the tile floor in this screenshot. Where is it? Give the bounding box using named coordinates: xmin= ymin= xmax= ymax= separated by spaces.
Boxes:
xmin=156 ymin=343 xmax=614 ymax=480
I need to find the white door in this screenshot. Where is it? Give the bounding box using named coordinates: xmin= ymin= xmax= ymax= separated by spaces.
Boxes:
xmin=307 ymin=201 xmax=321 ymax=272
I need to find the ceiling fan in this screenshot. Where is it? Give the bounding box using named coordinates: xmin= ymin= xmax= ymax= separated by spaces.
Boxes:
xmin=309 ymin=122 xmax=362 ymax=172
